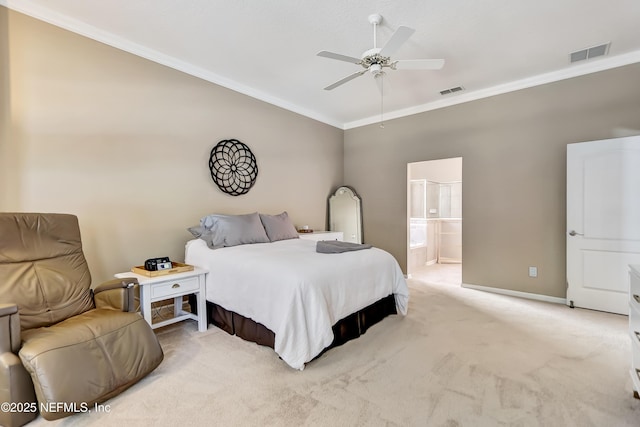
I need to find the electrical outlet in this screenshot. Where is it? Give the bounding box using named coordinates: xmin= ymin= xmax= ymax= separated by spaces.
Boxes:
xmin=528 ymin=266 xmax=538 ymax=278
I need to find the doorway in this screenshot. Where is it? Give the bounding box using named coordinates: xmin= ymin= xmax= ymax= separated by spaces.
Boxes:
xmin=407 ymin=158 xmax=462 ymax=282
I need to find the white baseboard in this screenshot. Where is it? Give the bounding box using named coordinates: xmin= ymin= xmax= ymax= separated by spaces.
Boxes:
xmin=461 ymin=283 xmax=567 ymax=305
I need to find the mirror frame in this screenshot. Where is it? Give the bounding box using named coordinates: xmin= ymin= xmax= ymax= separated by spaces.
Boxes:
xmin=328 ymin=186 xmax=363 ymax=243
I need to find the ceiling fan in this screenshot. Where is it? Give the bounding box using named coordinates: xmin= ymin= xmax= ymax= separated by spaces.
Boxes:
xmin=317 ymin=14 xmax=445 ymax=91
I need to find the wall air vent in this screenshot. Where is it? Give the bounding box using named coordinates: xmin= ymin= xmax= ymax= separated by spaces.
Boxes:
xmin=440 ymin=86 xmax=465 ymax=96
xmin=570 ymin=42 xmax=610 ymax=63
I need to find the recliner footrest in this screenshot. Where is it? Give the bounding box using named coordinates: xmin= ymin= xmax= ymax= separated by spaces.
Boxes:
xmin=19 ymin=309 xmax=163 ymax=421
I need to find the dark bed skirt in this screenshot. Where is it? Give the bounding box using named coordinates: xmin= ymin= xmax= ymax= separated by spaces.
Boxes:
xmin=205 ymin=294 xmax=398 ymax=358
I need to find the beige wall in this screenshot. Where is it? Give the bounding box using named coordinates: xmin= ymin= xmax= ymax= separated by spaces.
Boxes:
xmin=1 ymin=8 xmax=343 ymax=283
xmin=4 ymin=6 xmax=640 ymax=300
xmin=345 ymin=63 xmax=640 ymax=298
xmin=0 ymin=8 xmax=17 ymax=209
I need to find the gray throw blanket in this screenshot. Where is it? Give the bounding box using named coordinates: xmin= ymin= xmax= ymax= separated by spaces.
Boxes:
xmin=316 ymin=240 xmax=373 ymax=254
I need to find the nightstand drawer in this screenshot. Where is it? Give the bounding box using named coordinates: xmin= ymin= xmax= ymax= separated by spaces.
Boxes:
xmin=631 ymin=302 xmax=640 ymax=340
xmin=631 ymin=267 xmax=640 ymax=309
xmin=298 ymin=231 xmax=343 ymax=241
xmin=633 ymin=335 xmax=640 ymax=371
xmin=150 ymin=276 xmax=200 ymax=299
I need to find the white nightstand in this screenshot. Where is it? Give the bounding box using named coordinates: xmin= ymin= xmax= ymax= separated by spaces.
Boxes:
xmin=298 ymin=231 xmax=343 ymax=241
xmin=115 ymin=267 xmax=208 ymax=332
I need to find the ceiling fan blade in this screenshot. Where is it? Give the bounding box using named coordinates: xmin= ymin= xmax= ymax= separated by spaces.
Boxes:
xmin=317 ymin=51 xmax=362 ymax=64
xmin=379 ymin=26 xmax=415 ymax=57
xmin=324 ymin=70 xmax=367 ymax=90
xmin=393 ymin=58 xmax=445 ymax=70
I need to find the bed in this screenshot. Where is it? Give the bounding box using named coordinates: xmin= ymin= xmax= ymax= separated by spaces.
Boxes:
xmin=184 ymin=211 xmax=409 ymax=370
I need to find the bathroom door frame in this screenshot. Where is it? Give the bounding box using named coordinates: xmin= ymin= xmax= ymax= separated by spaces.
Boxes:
xmin=406 ymin=157 xmax=463 ymax=278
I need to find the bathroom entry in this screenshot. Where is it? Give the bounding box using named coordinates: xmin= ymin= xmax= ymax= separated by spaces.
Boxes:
xmin=407 ymin=157 xmax=462 ymax=278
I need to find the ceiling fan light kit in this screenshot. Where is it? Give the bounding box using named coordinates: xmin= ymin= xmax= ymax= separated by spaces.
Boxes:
xmin=317 ymin=13 xmax=445 ymax=91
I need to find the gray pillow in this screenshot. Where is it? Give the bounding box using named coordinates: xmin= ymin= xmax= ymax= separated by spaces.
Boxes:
xmin=197 ymin=212 xmax=269 ymax=249
xmin=259 ymin=211 xmax=299 ymax=242
xmin=187 ymin=225 xmax=206 ymax=238
xmin=187 ymin=225 xmax=218 ymax=249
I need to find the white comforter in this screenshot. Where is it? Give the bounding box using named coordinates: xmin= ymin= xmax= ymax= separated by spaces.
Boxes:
xmin=184 ymin=238 xmax=409 ymax=370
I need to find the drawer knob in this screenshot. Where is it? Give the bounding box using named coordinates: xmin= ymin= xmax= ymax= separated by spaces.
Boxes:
xmin=172 ymin=284 xmax=180 ymax=289
xmin=634 ymin=294 xmax=640 ymax=304
xmin=636 ymin=331 xmax=640 ymax=343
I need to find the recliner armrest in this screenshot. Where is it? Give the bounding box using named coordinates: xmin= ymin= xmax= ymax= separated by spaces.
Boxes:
xmin=93 ymin=278 xmax=138 ymax=313
xmin=0 ymin=305 xmax=36 ymax=426
xmin=0 ymin=303 xmax=21 ymax=354
xmin=0 ymin=304 xmax=18 ymax=317
xmin=0 ymin=352 xmax=38 ymax=427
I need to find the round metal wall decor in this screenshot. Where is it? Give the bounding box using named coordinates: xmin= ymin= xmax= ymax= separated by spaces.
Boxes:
xmin=208 ymin=139 xmax=258 ymax=196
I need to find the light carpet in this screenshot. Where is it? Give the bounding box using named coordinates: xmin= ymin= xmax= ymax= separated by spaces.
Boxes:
xmin=27 ymin=273 xmax=640 ymax=426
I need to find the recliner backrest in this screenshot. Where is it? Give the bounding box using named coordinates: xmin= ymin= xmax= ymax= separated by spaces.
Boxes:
xmin=0 ymin=213 xmax=94 ymax=330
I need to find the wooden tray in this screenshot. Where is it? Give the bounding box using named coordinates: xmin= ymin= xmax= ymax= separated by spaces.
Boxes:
xmin=131 ymin=262 xmax=194 ymax=277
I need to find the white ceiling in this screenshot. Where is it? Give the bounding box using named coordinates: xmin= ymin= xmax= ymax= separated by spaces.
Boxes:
xmin=4 ymin=0 xmax=640 ymax=129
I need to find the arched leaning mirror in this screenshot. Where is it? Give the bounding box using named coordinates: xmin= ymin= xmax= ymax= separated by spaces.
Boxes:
xmin=328 ymin=186 xmax=363 ymax=243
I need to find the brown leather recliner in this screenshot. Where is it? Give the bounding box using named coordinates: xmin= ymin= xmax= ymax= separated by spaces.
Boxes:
xmin=0 ymin=213 xmax=164 ymax=426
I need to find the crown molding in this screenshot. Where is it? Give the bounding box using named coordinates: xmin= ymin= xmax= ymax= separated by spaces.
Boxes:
xmin=1 ymin=0 xmax=344 ymax=129
xmin=4 ymin=0 xmax=640 ymax=131
xmin=344 ymin=49 xmax=640 ymax=130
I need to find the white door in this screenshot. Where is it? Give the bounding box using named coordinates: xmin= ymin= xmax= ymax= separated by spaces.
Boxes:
xmin=566 ymin=136 xmax=640 ymax=314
